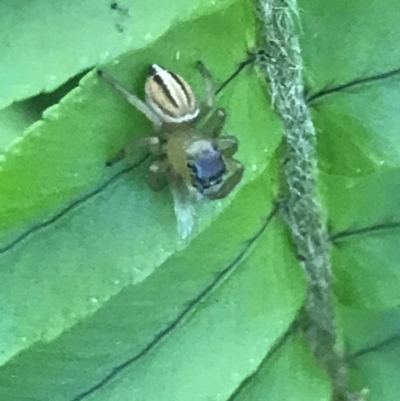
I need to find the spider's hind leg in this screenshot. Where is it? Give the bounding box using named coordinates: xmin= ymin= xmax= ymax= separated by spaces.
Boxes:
xmin=147 ymin=158 xmax=170 ymax=191
xmin=106 ymin=135 xmax=165 ymax=166
xmin=196 ymin=61 xmax=215 ymax=116
xmin=97 ymin=69 xmax=162 ymax=126
xmin=201 ymin=107 xmax=226 ymax=138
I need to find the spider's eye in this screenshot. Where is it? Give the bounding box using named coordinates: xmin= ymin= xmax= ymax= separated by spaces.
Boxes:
xmin=186 ymin=161 xmax=197 ymax=172
xmin=145 ymin=64 xmax=200 ymax=124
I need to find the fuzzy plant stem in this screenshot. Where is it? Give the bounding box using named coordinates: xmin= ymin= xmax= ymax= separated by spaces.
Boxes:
xmin=255 ymin=0 xmax=358 ymax=399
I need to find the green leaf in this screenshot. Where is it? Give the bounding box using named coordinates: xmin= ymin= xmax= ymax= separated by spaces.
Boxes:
xmin=2 ymin=0 xmax=400 ymax=398
xmin=300 ymin=0 xmax=400 ymax=310
xmin=301 ymin=0 xmax=400 ymax=176
xmin=340 ymin=305 xmax=400 ymax=401
xmin=0 ymin=1 xmax=305 ymax=399
xmin=0 ymin=102 xmax=39 ymax=153
xmin=0 ymin=0 xmax=274 ymax=235
xmin=0 ymin=75 xmax=82 ymax=154
xmin=0 ymin=181 xmax=305 ymax=400
xmin=302 ymin=0 xmax=400 ymax=101
xmin=233 ymin=333 xmax=331 ymax=401
xmin=323 ymin=169 xmax=400 ymax=310
xmin=0 ymin=0 xmax=233 ymax=109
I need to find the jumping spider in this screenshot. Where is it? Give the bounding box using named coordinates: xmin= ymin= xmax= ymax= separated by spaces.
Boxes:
xmin=98 ymin=62 xmax=244 ymax=238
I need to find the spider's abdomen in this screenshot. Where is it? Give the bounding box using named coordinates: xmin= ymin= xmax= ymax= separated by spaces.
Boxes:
xmin=145 ymin=64 xmax=200 ymax=124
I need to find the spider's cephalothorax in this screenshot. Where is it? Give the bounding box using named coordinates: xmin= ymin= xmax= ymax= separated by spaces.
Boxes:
xmin=98 ymin=61 xmax=244 ymax=236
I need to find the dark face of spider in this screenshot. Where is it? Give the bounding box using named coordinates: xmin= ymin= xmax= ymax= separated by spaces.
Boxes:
xmin=187 ymin=146 xmax=226 ymax=194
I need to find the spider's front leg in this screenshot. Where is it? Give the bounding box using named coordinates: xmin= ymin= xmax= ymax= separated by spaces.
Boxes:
xmin=106 ymin=135 xmax=165 ymax=166
xmin=214 ymin=135 xmax=238 ymax=157
xmin=207 ymin=158 xmax=244 ymax=200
